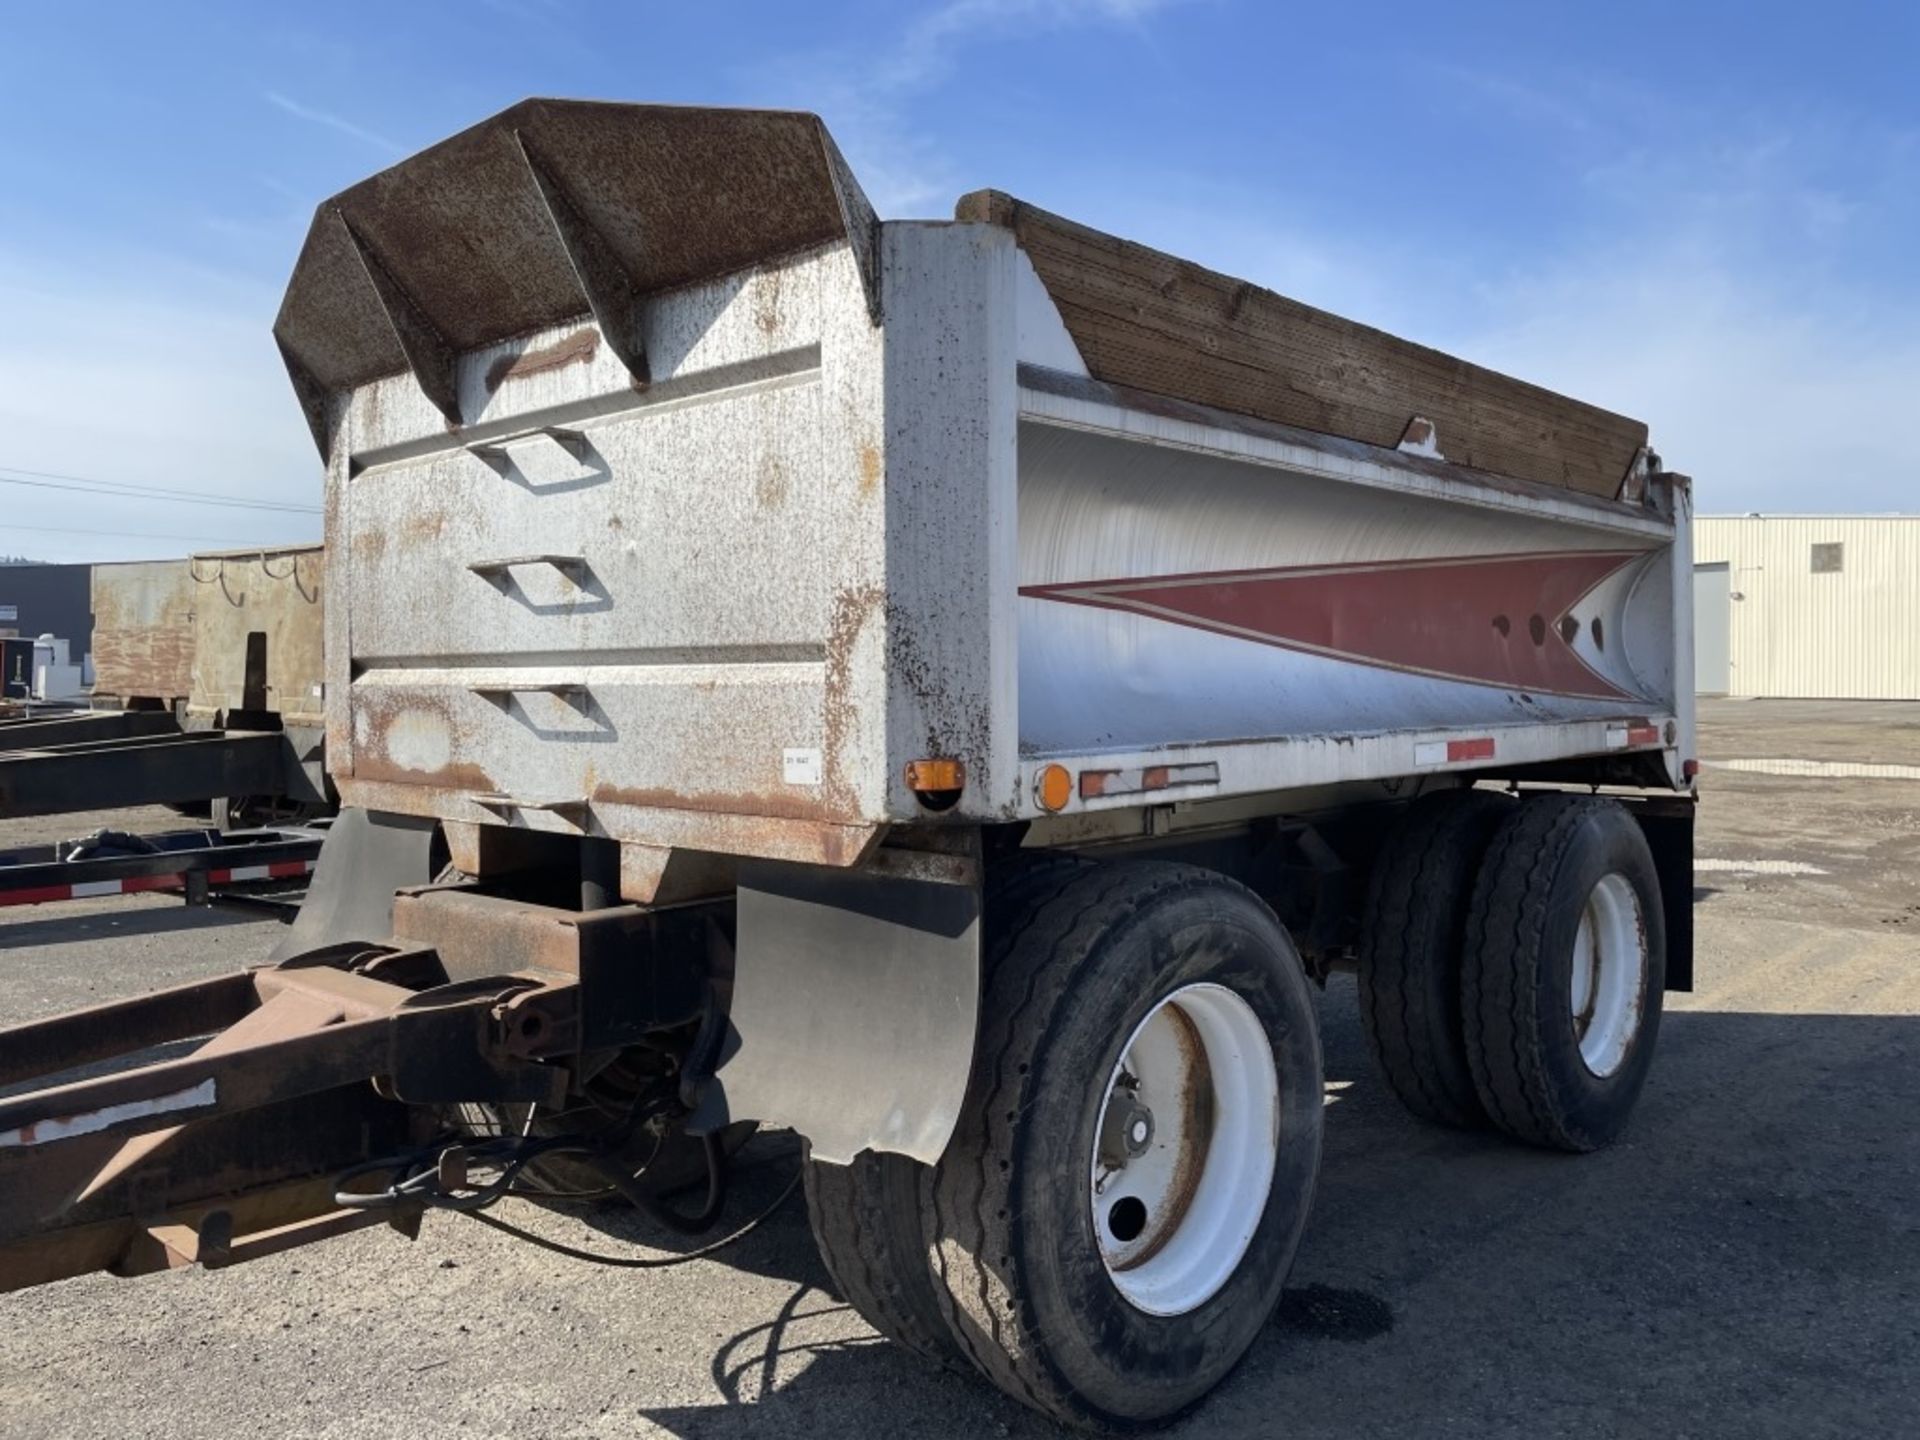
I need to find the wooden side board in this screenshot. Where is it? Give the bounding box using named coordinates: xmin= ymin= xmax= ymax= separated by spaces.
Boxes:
xmin=956 ymin=189 xmax=1648 ymax=499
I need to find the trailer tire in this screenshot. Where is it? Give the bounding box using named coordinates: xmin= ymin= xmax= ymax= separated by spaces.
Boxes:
xmin=801 ymin=851 xmax=1093 ymax=1370
xmin=804 ymin=1150 xmax=961 ymax=1367
xmin=921 ymin=861 xmax=1322 ymax=1430
xmin=1461 ymin=795 xmax=1665 ymax=1152
xmin=1356 ymin=788 xmax=1512 ymax=1128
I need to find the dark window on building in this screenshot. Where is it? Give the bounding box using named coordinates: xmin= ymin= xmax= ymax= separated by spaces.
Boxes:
xmin=1810 ymin=542 xmax=1844 ymax=574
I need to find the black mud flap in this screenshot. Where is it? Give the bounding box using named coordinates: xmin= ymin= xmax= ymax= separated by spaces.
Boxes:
xmin=1632 ymin=799 xmax=1695 ymax=993
xmin=690 ymin=858 xmax=980 ymax=1165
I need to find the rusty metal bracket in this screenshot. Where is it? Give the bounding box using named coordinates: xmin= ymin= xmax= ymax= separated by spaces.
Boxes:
xmin=818 ymin=126 xmax=881 ymax=324
xmin=0 ymin=945 xmax=580 ymax=1294
xmin=336 ymin=209 xmax=464 ymax=428
xmin=392 ymin=886 xmax=712 ymax=1051
xmin=513 ymin=128 xmax=651 ymax=386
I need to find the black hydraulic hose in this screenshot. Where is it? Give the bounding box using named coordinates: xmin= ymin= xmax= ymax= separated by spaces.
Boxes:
xmin=581 ymin=1130 xmax=728 ymax=1234
xmin=464 ymin=1169 xmax=800 ymax=1270
xmin=333 ymin=1125 xmax=729 ymax=1234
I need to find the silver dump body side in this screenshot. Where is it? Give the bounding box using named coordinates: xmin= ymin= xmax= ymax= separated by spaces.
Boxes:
xmin=276 ymin=101 xmax=1689 ymax=877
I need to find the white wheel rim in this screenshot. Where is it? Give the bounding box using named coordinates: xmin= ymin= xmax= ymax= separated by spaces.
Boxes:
xmin=1089 ymin=982 xmax=1279 ymax=1316
xmin=1570 ymin=872 xmax=1647 ymax=1077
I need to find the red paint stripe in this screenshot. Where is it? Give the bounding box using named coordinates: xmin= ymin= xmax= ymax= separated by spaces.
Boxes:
xmin=267 ymin=860 xmax=311 ymax=878
xmin=1024 ymin=550 xmax=1641 ymax=701
xmin=206 ymin=869 xmax=234 ymax=884
xmin=0 ymin=885 xmax=74 ymax=907
xmin=1447 ymin=737 xmax=1496 ymax=762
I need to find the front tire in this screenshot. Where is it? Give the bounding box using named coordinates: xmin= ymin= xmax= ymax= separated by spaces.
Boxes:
xmin=921 ymin=861 xmax=1323 ymax=1429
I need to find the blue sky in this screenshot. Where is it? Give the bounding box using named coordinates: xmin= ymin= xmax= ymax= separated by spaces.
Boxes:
xmin=2 ymin=0 xmax=1915 ymax=561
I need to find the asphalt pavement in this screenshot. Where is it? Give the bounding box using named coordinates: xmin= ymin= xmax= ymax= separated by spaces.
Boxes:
xmin=0 ymin=701 xmax=1914 ymax=1438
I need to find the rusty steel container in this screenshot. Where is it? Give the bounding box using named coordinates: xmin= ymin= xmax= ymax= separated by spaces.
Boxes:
xmin=184 ymin=545 xmax=325 ymax=729
xmin=89 ymin=559 xmax=196 ymax=706
xmin=272 ymin=100 xmax=1691 ymax=882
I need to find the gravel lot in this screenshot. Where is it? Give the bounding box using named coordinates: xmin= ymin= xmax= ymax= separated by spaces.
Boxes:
xmin=1 ymin=700 xmax=1915 ymax=1438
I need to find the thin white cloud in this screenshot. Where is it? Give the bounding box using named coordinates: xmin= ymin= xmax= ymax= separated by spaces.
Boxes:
xmin=263 ymin=90 xmax=404 ymax=157
xmin=0 ymin=249 xmax=319 ymax=563
xmin=745 ymin=0 xmax=1189 ymax=214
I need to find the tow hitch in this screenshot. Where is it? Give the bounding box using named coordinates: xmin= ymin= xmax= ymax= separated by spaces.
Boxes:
xmin=0 ymin=883 xmax=724 ymax=1293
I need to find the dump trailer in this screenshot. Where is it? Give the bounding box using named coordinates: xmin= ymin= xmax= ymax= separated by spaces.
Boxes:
xmin=0 ymin=101 xmax=1694 ymax=1429
xmin=0 ymin=549 xmax=329 ymax=824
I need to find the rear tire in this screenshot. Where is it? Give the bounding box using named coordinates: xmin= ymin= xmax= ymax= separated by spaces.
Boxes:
xmin=1356 ymin=788 xmax=1512 ymax=1128
xmin=921 ymin=861 xmax=1323 ymax=1430
xmin=1460 ymin=795 xmax=1665 ymax=1152
xmin=804 ymin=1151 xmax=960 ymax=1368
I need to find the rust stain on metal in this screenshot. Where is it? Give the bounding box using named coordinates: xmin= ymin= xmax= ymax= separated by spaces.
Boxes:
xmin=400 ymin=509 xmax=449 ymax=547
xmin=821 ymin=583 xmax=887 ymax=812
xmin=589 ymin=780 xmax=832 ymax=827
xmin=274 ymin=101 xmax=868 ymax=438
xmin=857 ymin=443 xmax=882 ymax=498
xmin=91 ymin=561 xmax=196 ymax=703
xmin=755 ymin=454 xmax=790 ymax=510
xmin=187 ymin=547 xmax=325 ymax=727
xmin=1113 ymin=1002 xmax=1213 ymax=1274
xmin=352 ymin=692 xmax=497 ymax=792
xmin=753 ymin=267 xmax=784 ymax=336
xmin=485 ymin=328 xmax=600 ymax=391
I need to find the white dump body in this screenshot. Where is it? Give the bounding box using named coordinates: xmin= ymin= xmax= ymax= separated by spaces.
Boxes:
xmin=278 ymin=102 xmax=1688 ymax=875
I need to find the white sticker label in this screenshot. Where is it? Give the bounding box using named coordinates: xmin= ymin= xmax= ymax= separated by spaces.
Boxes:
xmin=783 ymin=747 xmax=823 ymax=786
xmin=1413 ymin=741 xmax=1447 ymax=767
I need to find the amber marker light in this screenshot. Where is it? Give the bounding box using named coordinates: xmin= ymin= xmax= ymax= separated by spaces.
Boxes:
xmin=905 ymin=758 xmax=966 ymax=810
xmin=1034 ymin=763 xmax=1073 ymax=812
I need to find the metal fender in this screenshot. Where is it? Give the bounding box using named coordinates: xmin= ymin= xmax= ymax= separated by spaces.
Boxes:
xmin=692 ymin=856 xmax=981 ymax=1165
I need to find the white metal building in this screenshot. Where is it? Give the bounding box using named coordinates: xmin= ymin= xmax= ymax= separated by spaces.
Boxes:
xmin=1693 ymin=515 xmax=1920 ymax=698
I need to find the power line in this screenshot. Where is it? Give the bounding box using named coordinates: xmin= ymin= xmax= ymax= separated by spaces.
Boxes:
xmin=0 ymin=464 xmax=321 ymax=515
xmin=7 ymin=521 xmax=318 ymax=544
xmin=0 ymin=460 xmax=321 ymax=510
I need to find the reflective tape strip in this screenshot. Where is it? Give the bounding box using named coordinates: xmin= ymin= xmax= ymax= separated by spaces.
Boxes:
xmin=1078 ymin=761 xmax=1221 ymax=800
xmin=1606 ymin=724 xmax=1663 ymax=749
xmin=0 ymin=859 xmax=314 ymax=908
xmin=1415 ymin=737 xmax=1496 ymax=767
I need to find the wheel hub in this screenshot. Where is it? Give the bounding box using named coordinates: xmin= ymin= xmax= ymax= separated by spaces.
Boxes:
xmin=1569 ymin=871 xmax=1648 ymax=1078
xmin=1098 ymin=1082 xmax=1155 ymax=1166
xmin=1089 ymin=983 xmax=1280 ymax=1316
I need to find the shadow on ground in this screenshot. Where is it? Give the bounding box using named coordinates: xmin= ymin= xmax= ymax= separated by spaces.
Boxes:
xmin=0 ymin=901 xmax=258 ymax=951
xmin=639 ymin=992 xmax=1920 ymax=1438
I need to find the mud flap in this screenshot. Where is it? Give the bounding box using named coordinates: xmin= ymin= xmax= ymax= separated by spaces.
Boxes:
xmin=269 ymin=808 xmax=439 ymax=961
xmin=690 ymin=859 xmax=980 ymax=1165
xmin=1633 ymin=800 xmax=1695 ymax=993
